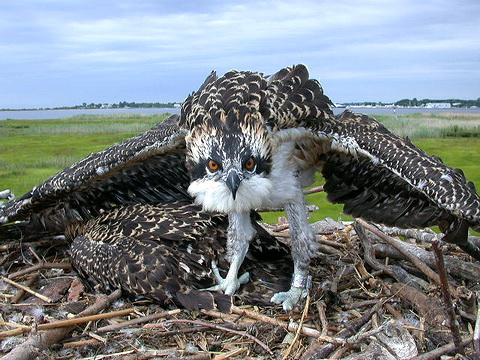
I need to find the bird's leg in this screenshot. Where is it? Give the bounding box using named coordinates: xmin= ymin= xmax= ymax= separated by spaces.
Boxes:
xmin=205 ymin=211 xmax=254 ymax=295
xmin=271 ymin=202 xmax=318 ymax=311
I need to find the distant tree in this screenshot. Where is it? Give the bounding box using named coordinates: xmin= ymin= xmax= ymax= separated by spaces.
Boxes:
xmin=394 ymin=99 xmax=411 ymax=107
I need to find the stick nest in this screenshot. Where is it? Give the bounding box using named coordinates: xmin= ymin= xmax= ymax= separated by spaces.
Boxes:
xmin=1 ymin=217 xmax=479 ymax=359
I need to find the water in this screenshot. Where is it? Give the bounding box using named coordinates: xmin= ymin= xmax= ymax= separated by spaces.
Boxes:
xmin=0 ymin=106 xmax=479 ymax=120
xmin=0 ymin=107 xmax=181 ymax=120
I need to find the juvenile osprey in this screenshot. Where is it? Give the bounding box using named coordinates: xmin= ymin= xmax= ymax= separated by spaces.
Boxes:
xmin=1 ymin=65 xmax=480 ymax=311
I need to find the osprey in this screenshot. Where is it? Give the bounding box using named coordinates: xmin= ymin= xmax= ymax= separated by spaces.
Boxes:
xmin=1 ymin=65 xmax=480 ymax=311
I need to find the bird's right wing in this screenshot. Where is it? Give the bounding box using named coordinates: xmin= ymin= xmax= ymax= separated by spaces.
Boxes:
xmin=310 ymin=110 xmax=480 ymax=243
xmin=0 ymin=115 xmax=191 ymax=233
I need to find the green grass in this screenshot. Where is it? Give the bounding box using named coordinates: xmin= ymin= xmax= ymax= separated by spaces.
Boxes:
xmin=0 ymin=114 xmax=170 ymax=196
xmin=1 ymin=112 xmax=479 ymax=232
xmin=373 ymin=112 xmax=480 ymax=139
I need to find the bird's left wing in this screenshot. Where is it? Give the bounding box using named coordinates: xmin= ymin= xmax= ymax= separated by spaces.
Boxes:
xmin=260 ymin=65 xmax=479 ymax=246
xmin=309 ymin=110 xmax=480 ymax=244
xmin=0 ymin=115 xmax=190 ymax=233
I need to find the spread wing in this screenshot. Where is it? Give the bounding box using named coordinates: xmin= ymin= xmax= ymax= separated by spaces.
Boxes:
xmin=314 ymin=111 xmax=480 ymax=241
xmin=262 ymin=65 xmax=480 ymax=246
xmin=0 ymin=115 xmax=191 ymax=233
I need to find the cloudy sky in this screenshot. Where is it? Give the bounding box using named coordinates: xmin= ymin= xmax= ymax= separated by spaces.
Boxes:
xmin=1 ymin=0 xmax=479 ymax=108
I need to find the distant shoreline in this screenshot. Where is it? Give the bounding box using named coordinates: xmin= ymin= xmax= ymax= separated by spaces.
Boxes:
xmin=1 ymin=106 xmax=479 ymax=121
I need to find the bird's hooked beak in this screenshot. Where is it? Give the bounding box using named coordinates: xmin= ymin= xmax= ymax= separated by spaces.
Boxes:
xmin=225 ymin=169 xmax=243 ymax=200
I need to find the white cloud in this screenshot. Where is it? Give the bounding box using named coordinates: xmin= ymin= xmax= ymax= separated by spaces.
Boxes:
xmin=1 ymin=0 xmax=479 ymax=107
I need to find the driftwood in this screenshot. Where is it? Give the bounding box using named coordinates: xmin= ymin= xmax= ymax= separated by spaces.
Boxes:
xmin=1 ymin=216 xmax=480 ymax=359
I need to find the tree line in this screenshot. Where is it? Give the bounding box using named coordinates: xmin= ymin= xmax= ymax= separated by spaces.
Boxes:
xmin=393 ymin=98 xmax=480 ymax=108
xmin=77 ymin=101 xmax=180 ymax=109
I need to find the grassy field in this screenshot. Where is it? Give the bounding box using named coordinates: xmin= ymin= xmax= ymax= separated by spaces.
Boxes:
xmin=1 ymin=112 xmax=479 ymax=227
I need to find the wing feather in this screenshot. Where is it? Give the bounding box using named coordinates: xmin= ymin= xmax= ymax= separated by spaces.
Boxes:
xmin=1 ymin=115 xmax=190 ymax=232
xmin=69 ymin=202 xmax=291 ymax=310
xmin=314 ymin=110 xmax=480 ymax=236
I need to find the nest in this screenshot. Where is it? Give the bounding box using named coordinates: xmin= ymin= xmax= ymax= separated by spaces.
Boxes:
xmin=1 ymin=217 xmax=480 ymax=360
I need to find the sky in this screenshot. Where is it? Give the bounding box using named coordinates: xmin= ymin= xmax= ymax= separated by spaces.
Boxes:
xmin=1 ymin=0 xmax=479 ymax=109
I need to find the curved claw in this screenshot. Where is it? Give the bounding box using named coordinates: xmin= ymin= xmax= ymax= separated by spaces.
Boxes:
xmin=271 ymin=286 xmax=308 ymax=312
xmin=204 ymin=261 xmax=250 ymax=295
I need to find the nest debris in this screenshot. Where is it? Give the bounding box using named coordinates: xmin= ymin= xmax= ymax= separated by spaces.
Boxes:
xmin=1 ymin=217 xmax=480 ymax=360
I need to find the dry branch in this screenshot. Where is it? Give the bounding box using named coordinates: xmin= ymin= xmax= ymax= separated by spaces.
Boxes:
xmin=356 ymin=220 xmax=442 ymax=286
xmin=231 ymin=305 xmax=322 ymax=338
xmin=373 ymin=238 xmax=480 ymax=281
xmin=300 ymin=300 xmax=385 ymax=360
xmin=411 ymin=336 xmax=473 ymax=360
xmin=1 ymin=289 xmax=122 ymax=360
xmin=97 ymin=309 xmax=181 ymax=332
xmin=7 ymin=262 xmax=72 ymax=279
xmin=431 ymin=239 xmax=465 ymax=356
xmin=1 ymin=277 xmax=53 ymax=303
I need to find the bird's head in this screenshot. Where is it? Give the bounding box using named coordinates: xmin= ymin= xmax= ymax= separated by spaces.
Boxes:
xmin=185 ymin=106 xmax=273 ymax=213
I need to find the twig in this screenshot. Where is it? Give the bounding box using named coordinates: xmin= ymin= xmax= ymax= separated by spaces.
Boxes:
xmin=357 ymin=220 xmax=442 ymax=287
xmin=1 ymin=276 xmax=54 ymax=303
xmin=201 ymin=309 xmax=256 ymax=326
xmin=316 ymin=302 xmax=328 ymax=337
xmin=474 ymin=292 xmax=480 ymax=357
xmin=411 ymin=335 xmax=473 ymax=360
xmin=154 ymin=319 xmax=273 ymax=355
xmin=115 ymin=352 xmax=211 ymax=360
xmin=62 ymin=338 xmax=100 ymax=348
xmin=300 ymin=299 xmax=385 ymax=360
xmin=373 ymin=240 xmax=480 ymax=282
xmin=214 ymin=347 xmax=246 ymax=360
xmin=7 ymin=262 xmax=72 ymax=279
xmin=303 ymin=185 xmax=324 ymax=195
xmin=283 ymin=295 xmax=311 ymax=359
xmin=97 ymin=309 xmax=181 ymax=332
xmin=0 ymin=249 xmax=21 ymax=268
xmin=231 ymin=305 xmax=322 ymax=338
xmin=0 ymin=304 xmax=134 ymax=338
xmin=1 ymin=289 xmax=122 ymax=360
xmin=431 ymin=239 xmax=465 ymax=356
xmin=378 ymin=225 xmax=436 ymax=243
xmin=10 ymin=274 xmax=38 ymax=304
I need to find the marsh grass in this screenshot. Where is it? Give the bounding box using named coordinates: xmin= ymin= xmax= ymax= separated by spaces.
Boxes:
xmin=1 ymin=112 xmax=479 ymax=229
xmin=374 ymin=112 xmax=480 ymax=139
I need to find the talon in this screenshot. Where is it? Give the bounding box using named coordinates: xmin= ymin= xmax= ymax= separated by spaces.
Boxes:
xmin=210 ymin=261 xmax=223 ymax=283
xmin=237 ymin=271 xmax=250 ymax=285
xmin=203 ymin=261 xmax=249 ymax=295
xmin=271 ymin=286 xmax=308 ymax=312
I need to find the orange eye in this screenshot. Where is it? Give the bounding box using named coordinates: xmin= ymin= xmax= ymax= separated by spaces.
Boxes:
xmin=245 ymin=157 xmax=255 ymax=170
xmin=208 ymin=159 xmax=219 ymax=171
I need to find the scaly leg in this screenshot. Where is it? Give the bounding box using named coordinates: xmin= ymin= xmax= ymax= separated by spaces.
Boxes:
xmin=205 ymin=211 xmax=254 ymax=295
xmin=271 ymin=202 xmax=318 ymax=311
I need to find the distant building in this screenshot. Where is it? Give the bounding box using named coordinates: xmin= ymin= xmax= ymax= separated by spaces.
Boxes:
xmin=424 ymin=102 xmax=451 ymax=108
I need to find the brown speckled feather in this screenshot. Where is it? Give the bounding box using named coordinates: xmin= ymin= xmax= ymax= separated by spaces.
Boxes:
xmin=1 ymin=115 xmax=189 ymax=232
xmin=68 ymin=202 xmax=291 ymax=311
xmin=314 ymin=111 xmax=480 ymax=240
